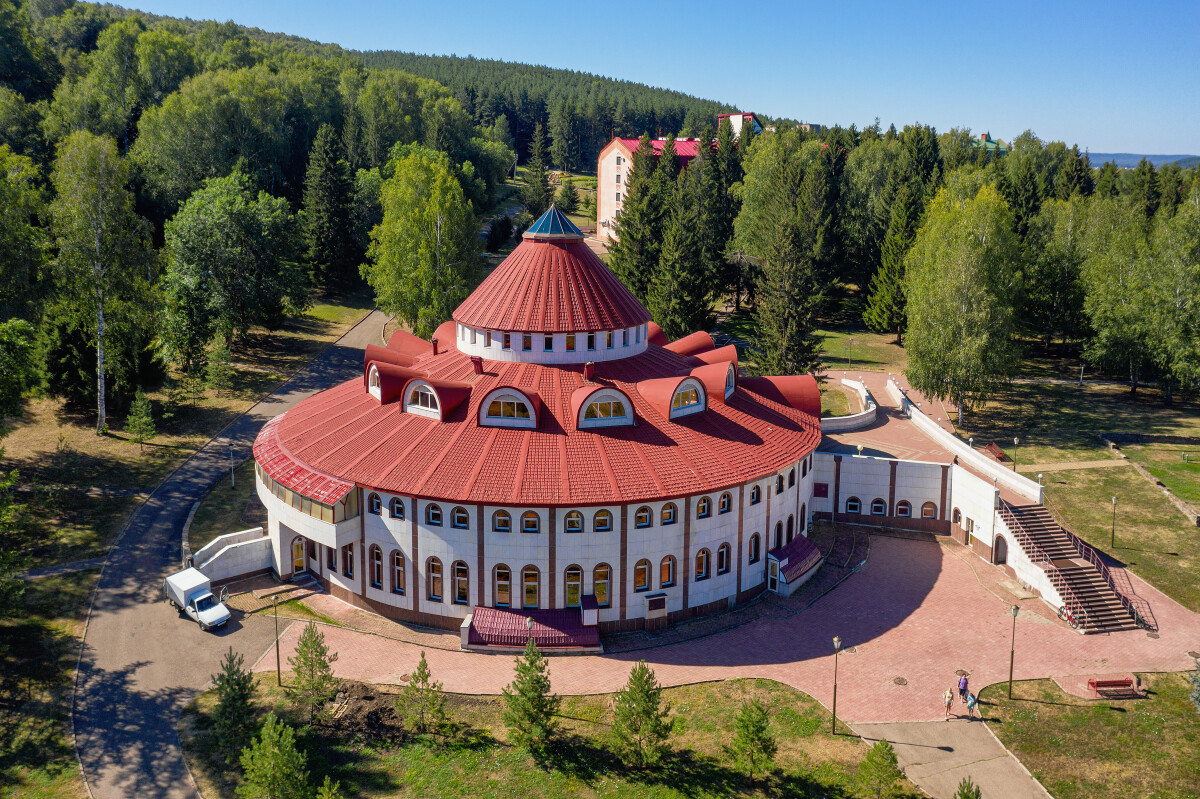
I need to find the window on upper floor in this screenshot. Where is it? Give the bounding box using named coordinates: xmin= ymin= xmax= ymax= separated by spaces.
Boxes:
xmin=587 ymin=333 xmax=596 ymax=351
xmin=623 ymin=329 xmax=629 ymax=346
xmin=594 ymin=509 xmax=613 ymax=532
xmin=469 ymin=329 xmax=477 ymax=345
xmin=660 ymin=555 xmax=677 ymax=588
xmin=522 ymin=333 xmax=532 ymax=351
xmin=451 ymin=506 xmax=469 ymax=529
xmin=390 ymin=498 xmax=405 ymax=519
xmin=566 ymin=333 xmax=576 ymax=351
xmin=776 ymin=475 xmax=785 ymax=494
xmin=749 ymin=533 xmax=761 ymax=563
xmin=493 ymin=510 xmax=511 ymax=532
xmin=564 ymin=510 xmax=584 ymax=533
xmin=661 ymin=503 xmax=677 ymax=525
xmin=615 ymin=192 xmax=621 ymax=203
xmin=484 ymin=331 xmax=492 ymax=347
xmin=521 ymin=511 xmax=540 ymax=534
xmin=615 ymin=173 xmax=621 ymax=184
xmin=697 ymin=497 xmax=712 ymax=519
xmin=717 ymin=543 xmax=731 ymax=574
xmin=750 ymin=486 xmax=762 ymax=505
xmin=426 ymin=503 xmax=442 ymax=526
xmin=670 ymin=380 xmax=705 ymax=419
xmin=725 ymin=366 xmax=735 ymax=398
xmin=719 ymin=493 xmax=732 ymax=514
xmin=503 ymin=333 xmax=511 ymax=350
xmin=606 ymin=331 xmax=614 ymax=349
xmin=407 ymin=384 xmax=439 ymax=417
xmin=544 ymin=335 xmax=553 ymax=352
xmin=635 ymin=506 xmax=652 ymax=528
xmin=368 ymin=493 xmax=382 ymax=514
xmin=487 ymin=397 xmax=531 ymax=420
xmin=695 ymin=549 xmax=711 ymax=581
xmin=789 ymin=468 xmax=795 ymax=488
xmin=634 ymin=559 xmax=651 ymax=591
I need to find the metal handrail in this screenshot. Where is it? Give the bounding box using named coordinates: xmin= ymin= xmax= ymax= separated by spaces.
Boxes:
xmin=997 ymin=501 xmax=1091 ymax=630
xmin=1043 ymin=497 xmax=1157 ymax=632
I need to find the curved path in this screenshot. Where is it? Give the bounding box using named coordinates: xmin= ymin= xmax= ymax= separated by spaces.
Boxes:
xmin=73 ymin=310 xmax=387 ymax=799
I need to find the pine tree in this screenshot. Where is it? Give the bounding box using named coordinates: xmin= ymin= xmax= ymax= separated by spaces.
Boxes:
xmin=302 ymin=123 xmax=357 ymax=292
xmin=314 ymin=776 xmax=344 ymax=799
xmin=1127 ymin=157 xmax=1160 ymax=222
xmin=396 ymin=650 xmax=448 ymax=736
xmin=125 ymin=387 xmax=156 ymax=452
xmin=611 ymin=660 xmax=673 ymax=768
xmin=1095 ymin=161 xmax=1122 ymax=198
xmin=521 ymin=123 xmax=552 ymax=218
xmin=856 ymin=738 xmax=904 ymax=799
xmin=556 ymin=175 xmax=579 ymax=214
xmin=205 ymin=338 xmax=235 ymax=396
xmin=954 ymin=777 xmax=982 ymax=799
xmin=237 ymin=713 xmax=309 ymax=799
xmin=501 ymin=638 xmax=560 ymax=754
xmin=609 ymin=135 xmax=663 ymax=302
xmin=648 ymin=171 xmax=710 ymax=338
xmin=212 ymin=647 xmax=259 ymax=764
xmin=286 ymin=622 xmax=340 ymax=723
xmin=731 ymin=697 xmax=776 ymax=780
xmin=863 ymin=181 xmax=920 ymax=342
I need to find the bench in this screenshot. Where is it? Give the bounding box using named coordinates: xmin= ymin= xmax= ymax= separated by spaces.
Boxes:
xmin=983 ymin=442 xmax=1008 ymax=462
xmin=1088 ymin=677 xmax=1138 ymax=698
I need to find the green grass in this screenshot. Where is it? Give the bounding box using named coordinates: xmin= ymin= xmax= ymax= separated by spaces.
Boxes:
xmin=980 ymin=675 xmax=1200 ymax=799
xmin=182 ymin=676 xmax=918 ymax=799
xmin=1121 ymin=443 xmax=1200 ymax=505
xmin=821 ymin=386 xmax=852 ymax=418
xmin=716 ymin=310 xmax=907 ymax=375
xmin=188 ymin=460 xmax=263 ymax=554
xmin=0 ymin=570 xmax=98 ymax=799
xmin=1042 ymin=466 xmax=1200 ymax=611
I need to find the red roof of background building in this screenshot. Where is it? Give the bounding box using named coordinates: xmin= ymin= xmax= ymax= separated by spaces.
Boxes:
xmin=467 ymin=606 xmax=599 ymax=648
xmin=616 ymin=138 xmax=708 ymax=166
xmin=452 ymin=236 xmax=651 ymax=334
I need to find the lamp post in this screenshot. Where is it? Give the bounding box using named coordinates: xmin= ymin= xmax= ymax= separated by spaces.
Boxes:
xmin=1012 ymin=437 xmax=1020 ymax=472
xmin=831 ymin=635 xmax=843 ymax=734
xmin=846 ymin=338 xmax=854 ymax=369
xmin=1007 ymin=604 xmax=1019 ymax=699
xmin=1111 ymin=496 xmax=1118 ymax=550
xmin=273 ymin=594 xmax=282 ymax=686
xmin=229 ymin=443 xmax=236 ymax=488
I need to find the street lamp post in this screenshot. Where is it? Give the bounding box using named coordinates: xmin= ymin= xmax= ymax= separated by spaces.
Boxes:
xmin=831 ymin=635 xmax=843 ymax=734
xmin=1111 ymin=496 xmax=1118 ymax=550
xmin=1012 ymin=437 xmax=1020 ymax=472
xmin=846 ymin=338 xmax=854 ymax=369
xmin=1008 ymin=604 xmax=1019 ymax=699
xmin=273 ymin=594 xmax=282 ymax=686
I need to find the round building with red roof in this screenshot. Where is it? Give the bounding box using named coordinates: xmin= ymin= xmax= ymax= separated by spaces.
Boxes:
xmin=253 ymin=207 xmax=824 ymax=644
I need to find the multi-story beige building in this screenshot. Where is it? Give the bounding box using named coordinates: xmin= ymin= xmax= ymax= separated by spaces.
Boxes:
xmin=594 ymin=137 xmax=704 ymax=241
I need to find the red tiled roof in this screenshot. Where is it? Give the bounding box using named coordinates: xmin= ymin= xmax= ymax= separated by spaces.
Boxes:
xmin=452 ymin=237 xmax=651 ymax=334
xmin=252 ymin=416 xmax=355 ymax=505
xmin=257 ymin=336 xmax=821 ymax=506
xmin=616 ymin=138 xmax=708 ymax=164
xmin=769 ymin=534 xmax=822 ymax=582
xmin=467 ymin=606 xmax=599 ymax=648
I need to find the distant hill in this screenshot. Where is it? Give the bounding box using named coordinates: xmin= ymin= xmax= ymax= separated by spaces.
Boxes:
xmin=1088 ymin=153 xmax=1199 ymax=169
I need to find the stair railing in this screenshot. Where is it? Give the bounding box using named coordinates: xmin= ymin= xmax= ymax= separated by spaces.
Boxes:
xmin=997 ymin=501 xmax=1091 ymax=630
xmin=1043 ymin=497 xmax=1157 ymax=632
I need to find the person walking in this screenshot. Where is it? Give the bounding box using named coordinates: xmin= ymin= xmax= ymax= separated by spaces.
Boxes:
xmin=943 ymin=688 xmax=954 ymax=720
xmin=958 ymin=673 xmax=969 ymax=705
xmin=966 ymin=692 xmax=979 ymax=719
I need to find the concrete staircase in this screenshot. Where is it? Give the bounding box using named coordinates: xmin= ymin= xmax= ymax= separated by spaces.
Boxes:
xmin=1003 ymin=503 xmax=1140 ymax=634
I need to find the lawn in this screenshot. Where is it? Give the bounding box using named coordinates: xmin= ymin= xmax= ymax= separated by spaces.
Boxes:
xmin=1121 ymin=443 xmax=1200 ymax=506
xmin=1042 ymin=466 xmax=1200 ymax=612
xmin=187 ymin=459 xmax=264 ymax=554
xmin=821 ymin=384 xmax=853 ymax=418
xmin=182 ymin=675 xmax=919 ymax=799
xmin=979 ymin=675 xmax=1200 ymax=799
xmin=0 ymin=570 xmax=98 ymax=799
xmin=716 ymin=309 xmax=907 ymax=376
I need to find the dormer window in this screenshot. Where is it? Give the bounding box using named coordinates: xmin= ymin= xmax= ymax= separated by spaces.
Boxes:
xmin=368 ymin=365 xmax=381 ymax=400
xmin=578 ymin=388 xmax=634 ymax=429
xmin=585 ymin=400 xmax=625 ymax=420
xmin=725 ymin=366 xmax=735 ymax=398
xmin=669 ymin=379 xmax=705 ymax=419
xmin=406 ymin=383 xmax=439 ymax=419
xmin=481 ymin=389 xmax=537 ymax=429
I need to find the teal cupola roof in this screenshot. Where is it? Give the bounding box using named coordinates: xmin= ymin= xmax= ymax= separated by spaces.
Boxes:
xmin=522 ymin=205 xmax=584 ymax=241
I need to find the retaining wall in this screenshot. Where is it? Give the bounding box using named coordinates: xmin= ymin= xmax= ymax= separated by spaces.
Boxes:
xmin=195 ymin=528 xmax=273 ymax=584
xmin=820 ymin=378 xmax=879 ymax=433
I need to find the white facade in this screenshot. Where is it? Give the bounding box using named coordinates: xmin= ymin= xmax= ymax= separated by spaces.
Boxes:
xmin=595 ymin=140 xmax=633 ymax=241
xmin=455 ymin=322 xmax=649 ymax=364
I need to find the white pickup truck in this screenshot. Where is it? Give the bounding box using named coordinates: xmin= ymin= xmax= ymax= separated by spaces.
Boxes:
xmin=164 ymin=567 xmax=231 ymax=631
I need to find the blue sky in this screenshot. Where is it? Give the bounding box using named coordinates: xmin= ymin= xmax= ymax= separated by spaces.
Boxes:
xmin=120 ymin=0 xmax=1199 ymax=154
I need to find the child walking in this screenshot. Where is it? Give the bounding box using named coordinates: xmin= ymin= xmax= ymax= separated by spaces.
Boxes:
xmin=966 ymin=692 xmax=979 ymax=719
xmin=943 ymin=688 xmax=954 ymax=720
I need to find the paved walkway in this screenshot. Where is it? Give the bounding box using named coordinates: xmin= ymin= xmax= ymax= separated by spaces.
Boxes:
xmin=20 ymin=556 xmax=106 ymax=580
xmin=73 ymin=310 xmax=386 ymax=799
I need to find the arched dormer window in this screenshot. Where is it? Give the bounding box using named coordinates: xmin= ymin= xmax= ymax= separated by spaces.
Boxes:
xmin=480 ymin=388 xmax=536 ymax=429
xmin=406 ymin=381 xmax=440 ymax=419
xmin=578 ymin=387 xmax=633 ymax=429
xmin=368 ymin=365 xmax=381 ymax=400
xmin=669 ymin=379 xmax=705 ymax=419
xmin=725 ymin=365 xmax=735 ymax=399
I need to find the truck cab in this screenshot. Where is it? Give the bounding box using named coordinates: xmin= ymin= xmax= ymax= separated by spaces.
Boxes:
xmin=164 ymin=567 xmax=231 ymax=631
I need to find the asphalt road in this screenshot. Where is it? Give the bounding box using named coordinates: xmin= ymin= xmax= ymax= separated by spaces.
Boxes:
xmin=73 ymin=310 xmax=387 ymax=799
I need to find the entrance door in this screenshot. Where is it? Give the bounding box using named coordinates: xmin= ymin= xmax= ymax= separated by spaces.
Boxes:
xmin=767 ymin=560 xmax=779 ymax=592
xmin=292 ymin=538 xmax=306 ymax=573
xmin=994 ymin=534 xmax=1008 ymax=565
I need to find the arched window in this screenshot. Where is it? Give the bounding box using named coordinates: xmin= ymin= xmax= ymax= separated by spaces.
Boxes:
xmin=776 ymin=475 xmax=785 ymax=494
xmin=660 ymin=555 xmax=677 ymax=588
xmin=369 ymin=545 xmax=383 ymax=588
xmin=774 ymin=521 xmax=783 ymax=550
xmin=391 ymin=551 xmax=405 ymax=594
xmin=717 ymin=543 xmax=731 ymax=574
xmin=564 ymin=565 xmax=583 ymax=607
xmin=579 ymin=388 xmax=634 ymax=429
xmin=786 ymin=515 xmax=794 ymax=543
xmin=634 ymin=559 xmax=651 ymax=591
xmin=481 ymin=389 xmax=536 ymax=428
xmin=670 ymin=381 xmax=704 ymax=418
xmin=368 ymin=365 xmax=380 ymax=389
xmin=593 ymin=510 xmax=613 ymax=532
xmin=390 ymin=498 xmax=406 ymax=519
xmin=661 ymin=503 xmax=678 ymax=525
xmin=493 ymin=510 xmax=511 ymax=532
xmin=801 ymin=503 xmax=807 ymax=529
xmin=522 ymin=566 xmax=539 ymax=608
xmin=788 ymin=468 xmax=795 ymax=488
xmin=521 ymin=511 xmax=540 ymax=534
xmin=802 ymin=459 xmax=808 ymax=478
xmin=846 ymin=496 xmax=862 ymax=514
xmin=406 ymin=383 xmax=440 ymax=417
xmin=750 ymin=486 xmax=762 ymax=505
xmin=368 ymin=493 xmax=382 ymax=514
xmin=718 ymin=493 xmax=732 ymax=514
xmin=452 ymin=561 xmax=469 ymax=605
xmin=871 ymin=498 xmax=887 ymax=515
xmin=584 ymin=398 xmax=628 ymax=420
xmin=426 ymin=503 xmax=443 ymax=526
xmin=696 ymin=497 xmax=712 ymax=519
xmin=922 ymin=501 xmax=938 ymax=519
xmin=896 ymin=500 xmax=912 ymax=518
xmin=749 ymin=534 xmax=761 ymax=563
xmin=564 ymin=510 xmax=584 ymax=533
xmin=427 ymin=558 xmax=443 ymax=601
xmin=487 ymin=396 xmax=531 ymax=420
xmin=695 ymin=549 xmax=711 ymax=580
xmin=953 ymin=507 xmax=962 ymax=525
xmin=725 ymin=365 xmax=735 ymax=398
xmin=635 ymin=506 xmax=652 ymax=528
xmin=494 ymin=564 xmax=511 ymax=607
xmin=594 ymin=564 xmax=612 ymax=607
xmin=451 ymin=506 xmax=470 ymax=529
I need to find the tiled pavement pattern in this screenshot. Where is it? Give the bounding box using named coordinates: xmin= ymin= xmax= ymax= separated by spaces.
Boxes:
xmin=256 ymin=534 xmax=1200 ymax=724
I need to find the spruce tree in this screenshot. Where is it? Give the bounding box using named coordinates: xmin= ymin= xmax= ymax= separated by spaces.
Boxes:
xmin=856 ymin=738 xmax=904 ymax=799
xmin=611 ymin=660 xmax=673 ymax=768
xmin=314 ymin=776 xmax=344 ymax=799
xmin=863 ymin=181 xmax=920 ymax=343
xmin=205 ymin=338 xmax=235 ymax=396
xmin=648 ymin=171 xmax=710 ymax=338
xmin=1128 ymin=157 xmax=1160 ymax=222
xmin=714 ymin=118 xmax=743 ymax=301
xmin=125 ymin=387 xmax=156 ymax=452
xmin=521 ymin=123 xmax=552 ymax=218
xmin=609 ymin=135 xmax=662 ymax=302
xmin=1095 ymin=161 xmax=1122 ymax=198
xmin=396 ymin=650 xmax=448 ymax=736
xmin=731 ymin=697 xmax=776 ymax=780
xmin=212 ymin=647 xmax=258 ymax=764
xmin=954 ymin=777 xmax=983 ymax=799
xmin=286 ymin=622 xmax=340 ymax=723
xmin=302 ymin=123 xmax=357 ymax=292
xmin=237 ymin=713 xmax=309 ymax=799
xmin=556 ymin=175 xmax=579 ymax=214
xmin=501 ymin=638 xmax=560 ymax=754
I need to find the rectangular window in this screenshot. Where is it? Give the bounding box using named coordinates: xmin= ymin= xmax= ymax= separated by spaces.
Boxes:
xmin=522 ymin=333 xmax=532 ymax=351
xmin=470 ymin=329 xmax=477 ymax=345
xmin=342 ymin=543 xmax=353 ymax=578
xmin=615 ymin=155 xmax=622 ymax=166
xmin=327 ymin=545 xmax=336 ymax=571
xmin=615 ymin=192 xmax=621 ymax=203
xmin=615 ymin=173 xmax=621 ymax=184
xmin=566 ymin=333 xmax=576 ymax=351
xmin=635 ymin=563 xmax=650 ymax=591
xmin=595 ymin=576 xmax=609 ymax=607
xmin=623 ymin=329 xmax=629 ymax=346
xmin=606 ymin=332 xmax=614 ymax=349
xmin=587 ymin=333 xmax=596 ymax=351
xmin=544 ymin=335 xmax=553 ymax=351
xmin=484 ymin=331 xmax=492 ymax=347
xmin=503 ymin=333 xmax=511 ymax=350
xmin=496 ymin=572 xmax=511 ymax=606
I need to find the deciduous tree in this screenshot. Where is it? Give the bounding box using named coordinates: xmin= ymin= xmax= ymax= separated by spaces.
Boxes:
xmin=0 ymin=144 xmax=45 ymax=320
